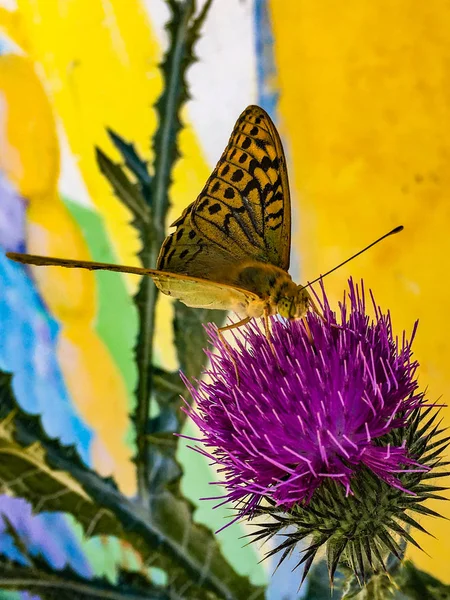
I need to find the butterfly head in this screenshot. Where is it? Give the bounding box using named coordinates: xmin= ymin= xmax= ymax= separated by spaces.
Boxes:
xmin=277 ymin=286 xmax=312 ymax=320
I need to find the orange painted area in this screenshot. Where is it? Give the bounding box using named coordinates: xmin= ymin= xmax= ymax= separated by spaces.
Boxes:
xmin=271 ymin=0 xmax=450 ymax=581
xmin=58 ymin=324 xmax=133 ymax=484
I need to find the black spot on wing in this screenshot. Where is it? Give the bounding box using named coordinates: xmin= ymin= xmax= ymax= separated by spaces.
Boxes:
xmin=266 ymin=207 xmax=284 ymax=222
xmin=241 ymin=178 xmax=259 ymax=198
xmin=261 ymin=156 xmax=271 ymax=172
xmin=197 ymin=198 xmax=209 ymax=211
xmin=231 ymin=169 xmax=244 ymax=182
xmin=211 ymin=181 xmax=220 ymax=193
xmin=208 ymin=203 xmax=221 ymax=215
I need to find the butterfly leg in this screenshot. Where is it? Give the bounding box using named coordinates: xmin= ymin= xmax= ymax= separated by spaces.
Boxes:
xmin=263 ymin=308 xmax=277 ymax=359
xmin=218 ymin=316 xmax=252 ymax=334
xmin=218 ymin=316 xmax=252 ymax=382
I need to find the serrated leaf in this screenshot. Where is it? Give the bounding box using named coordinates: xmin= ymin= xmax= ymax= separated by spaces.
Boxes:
xmin=153 ymin=367 xmax=185 ymax=409
xmin=96 ymin=148 xmax=149 ymax=225
xmin=107 ymin=129 xmax=152 ymax=201
xmin=0 ymin=370 xmax=265 ymax=600
xmin=0 ymin=553 xmax=167 ymax=600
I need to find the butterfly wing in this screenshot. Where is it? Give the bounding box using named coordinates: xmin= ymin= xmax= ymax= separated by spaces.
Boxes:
xmin=157 ymin=105 xmax=291 ymax=280
xmin=157 ymin=202 xmax=235 ymax=277
xmin=192 ymin=105 xmax=291 ymax=270
xmin=6 ymin=252 xmax=258 ymax=316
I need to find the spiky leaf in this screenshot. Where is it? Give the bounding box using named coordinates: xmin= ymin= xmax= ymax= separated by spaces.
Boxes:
xmin=130 ymin=0 xmax=216 ymax=501
xmin=107 ymin=129 xmax=152 ymax=203
xmin=0 ymin=370 xmax=265 ymax=600
xmin=96 ymin=148 xmax=149 ymax=225
xmin=0 ymin=552 xmax=166 ymax=600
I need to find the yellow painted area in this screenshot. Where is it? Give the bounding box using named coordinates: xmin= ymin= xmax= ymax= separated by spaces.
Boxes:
xmin=0 ymin=54 xmax=59 ymax=198
xmin=0 ymin=45 xmax=135 ymax=494
xmin=14 ymin=0 xmax=158 ymax=284
xmin=271 ymin=0 xmax=450 ymax=581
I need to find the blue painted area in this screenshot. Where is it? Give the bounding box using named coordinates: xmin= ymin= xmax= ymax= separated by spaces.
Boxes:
xmin=254 ymin=0 xmax=279 ymax=119
xmin=0 ymin=496 xmax=92 ymax=578
xmin=0 ymin=253 xmax=93 ymax=460
xmin=0 ymin=175 xmax=94 ymax=587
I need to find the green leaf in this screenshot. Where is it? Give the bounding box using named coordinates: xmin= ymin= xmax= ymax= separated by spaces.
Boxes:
xmin=153 ymin=367 xmax=185 ymax=409
xmin=0 ymin=371 xmax=263 ymax=599
xmin=96 ymin=148 xmax=150 ymax=225
xmin=0 ymin=555 xmax=166 ymax=600
xmin=173 ymin=303 xmax=226 ymax=383
xmin=107 ymin=129 xmax=152 ymax=203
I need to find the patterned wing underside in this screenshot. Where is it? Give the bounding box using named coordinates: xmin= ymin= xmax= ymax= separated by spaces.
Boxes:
xmin=156 ymin=203 xmax=235 ymax=277
xmin=157 ymin=105 xmax=291 ymax=279
xmin=6 ymin=252 xmax=259 ymax=315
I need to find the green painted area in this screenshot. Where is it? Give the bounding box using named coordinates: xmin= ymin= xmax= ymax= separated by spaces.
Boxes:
xmin=63 ymin=198 xmax=138 ymax=426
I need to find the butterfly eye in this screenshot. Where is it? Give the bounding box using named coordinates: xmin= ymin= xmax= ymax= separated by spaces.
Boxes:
xmin=277 ymin=298 xmax=291 ymax=319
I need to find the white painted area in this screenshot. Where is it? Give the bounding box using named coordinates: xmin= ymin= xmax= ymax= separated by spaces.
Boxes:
xmin=144 ymin=0 xmax=170 ymax=49
xmin=188 ymin=0 xmax=257 ymax=166
xmin=58 ymin=124 xmax=94 ymax=208
xmin=0 ymin=0 xmax=18 ymax=11
xmin=142 ymin=0 xmax=257 ymax=168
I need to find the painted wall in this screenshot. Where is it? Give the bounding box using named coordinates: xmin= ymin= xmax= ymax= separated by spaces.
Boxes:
xmin=0 ymin=0 xmax=448 ymax=596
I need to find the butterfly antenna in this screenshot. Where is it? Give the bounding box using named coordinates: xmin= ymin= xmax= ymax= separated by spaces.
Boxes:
xmin=304 ymin=225 xmax=404 ymax=288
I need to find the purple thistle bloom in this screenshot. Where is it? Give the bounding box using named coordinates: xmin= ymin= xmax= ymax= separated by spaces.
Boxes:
xmin=182 ymin=280 xmax=426 ymax=517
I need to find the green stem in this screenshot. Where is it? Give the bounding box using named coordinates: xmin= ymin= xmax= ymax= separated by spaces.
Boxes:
xmin=134 ymin=0 xmax=194 ymax=506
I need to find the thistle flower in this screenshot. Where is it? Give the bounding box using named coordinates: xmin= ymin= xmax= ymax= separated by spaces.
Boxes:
xmin=182 ymin=280 xmax=449 ymax=586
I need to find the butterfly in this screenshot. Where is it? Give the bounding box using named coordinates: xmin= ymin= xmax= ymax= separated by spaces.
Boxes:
xmin=7 ymin=105 xmax=319 ymax=336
